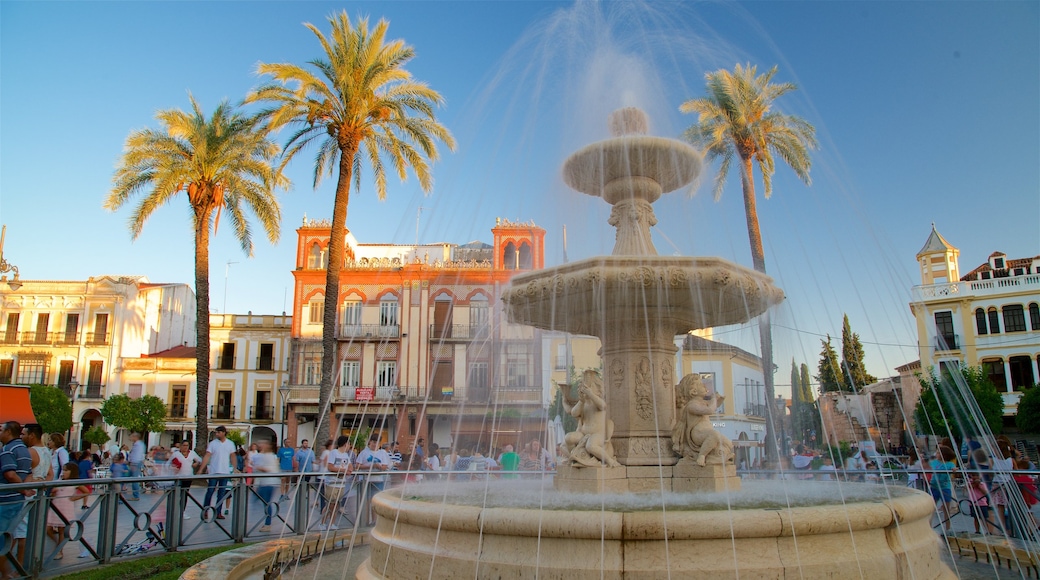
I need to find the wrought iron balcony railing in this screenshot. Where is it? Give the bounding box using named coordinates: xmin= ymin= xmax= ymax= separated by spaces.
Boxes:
xmin=167 ymin=404 xmax=188 ymax=418
xmin=250 ymin=405 xmax=275 ymax=421
xmin=210 ymin=405 xmax=235 ymax=420
xmin=337 ymin=324 xmax=400 ymax=339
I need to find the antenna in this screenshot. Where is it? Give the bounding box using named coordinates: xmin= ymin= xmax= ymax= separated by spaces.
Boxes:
xmin=416 ymin=206 xmax=428 ymax=246
xmin=223 ymin=260 xmax=238 ymax=314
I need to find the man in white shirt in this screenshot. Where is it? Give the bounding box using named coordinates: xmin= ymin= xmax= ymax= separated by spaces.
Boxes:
xmin=320 ymin=435 xmax=354 ymax=530
xmin=355 ymin=435 xmax=390 ymax=526
xmin=198 ymin=426 xmax=237 ymax=519
xmin=167 ymin=440 xmax=201 ymax=518
xmin=356 ymin=435 xmax=391 ymax=490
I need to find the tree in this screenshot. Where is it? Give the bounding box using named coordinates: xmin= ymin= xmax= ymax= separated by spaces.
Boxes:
xmin=82 ymin=426 xmax=110 ymax=448
xmin=1016 ymin=385 xmax=1040 ymax=433
xmin=681 ymin=63 xmax=817 ymax=462
xmin=249 ymin=12 xmax=455 ymax=447
xmin=914 ymin=365 xmax=1003 ymax=441
xmin=28 ymin=385 xmax=72 ymax=435
xmin=840 ymin=314 xmax=876 ymax=392
xmin=789 ymin=361 xmax=820 ymax=448
xmin=106 ymin=96 xmax=286 ymax=453
xmin=798 ymin=363 xmax=820 ymax=447
xmin=100 ymin=394 xmax=168 ymax=438
xmin=816 ymin=336 xmax=843 ymax=393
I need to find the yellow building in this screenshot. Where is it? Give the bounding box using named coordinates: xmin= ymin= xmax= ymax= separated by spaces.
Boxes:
xmin=909 ymin=225 xmax=1040 ymax=416
xmin=117 ymin=313 xmax=292 ymax=447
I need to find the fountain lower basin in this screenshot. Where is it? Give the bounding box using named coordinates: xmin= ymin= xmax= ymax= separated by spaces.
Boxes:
xmin=356 ymin=481 xmax=953 ymax=579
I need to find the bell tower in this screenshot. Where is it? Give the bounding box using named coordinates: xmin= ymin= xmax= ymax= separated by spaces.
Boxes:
xmin=916 ymin=223 xmax=960 ymax=284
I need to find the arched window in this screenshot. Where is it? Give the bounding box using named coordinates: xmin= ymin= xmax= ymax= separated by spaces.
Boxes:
xmin=982 ymin=358 xmax=1007 ymax=393
xmin=307 ymin=243 xmax=325 ymax=269
xmin=975 ymin=308 xmax=988 ymax=335
xmin=503 ymin=242 xmax=517 ymax=270
xmin=987 ymin=308 xmax=1001 ymax=334
xmin=518 ymin=242 xmax=533 ymax=270
xmin=1030 ymin=303 xmax=1040 ymax=331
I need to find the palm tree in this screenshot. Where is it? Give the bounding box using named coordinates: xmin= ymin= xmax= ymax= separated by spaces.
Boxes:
xmin=248 ymin=12 xmax=455 ymax=447
xmin=680 ymin=63 xmax=817 ymax=462
xmin=106 ymin=96 xmax=286 ymax=452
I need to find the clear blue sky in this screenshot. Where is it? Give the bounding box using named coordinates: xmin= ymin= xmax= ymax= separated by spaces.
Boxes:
xmin=1 ymin=1 xmax=1037 ymax=389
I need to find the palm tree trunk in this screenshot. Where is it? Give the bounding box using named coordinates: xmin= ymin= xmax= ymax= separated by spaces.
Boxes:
xmin=740 ymin=157 xmax=779 ymax=464
xmin=194 ymin=208 xmax=212 ymax=455
xmin=315 ymin=148 xmax=355 ymax=449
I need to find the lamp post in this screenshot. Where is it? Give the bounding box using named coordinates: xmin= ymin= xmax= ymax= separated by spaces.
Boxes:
xmin=278 ymin=381 xmax=291 ymax=445
xmin=66 ymin=380 xmax=80 ymax=450
xmin=0 ymin=225 xmax=22 ymax=291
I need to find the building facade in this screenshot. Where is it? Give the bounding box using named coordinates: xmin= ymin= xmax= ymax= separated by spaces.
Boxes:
xmin=285 ymin=217 xmax=548 ymax=454
xmin=909 ymin=225 xmax=1040 ymax=416
xmin=0 ymin=276 xmax=195 ymax=449
xmin=116 ymin=313 xmax=293 ymax=448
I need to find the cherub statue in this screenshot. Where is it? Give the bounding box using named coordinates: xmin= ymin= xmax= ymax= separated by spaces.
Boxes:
xmin=672 ymin=373 xmax=734 ymax=466
xmin=563 ymin=370 xmax=621 ymax=468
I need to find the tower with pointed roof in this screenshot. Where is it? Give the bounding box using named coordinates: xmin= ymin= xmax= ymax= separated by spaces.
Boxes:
xmin=916 ymin=223 xmax=959 ymax=285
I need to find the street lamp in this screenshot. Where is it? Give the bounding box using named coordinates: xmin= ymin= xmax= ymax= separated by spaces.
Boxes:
xmin=66 ymin=380 xmax=80 ymax=450
xmin=0 ymin=225 xmax=21 ymax=291
xmin=278 ymin=381 xmax=291 ymax=444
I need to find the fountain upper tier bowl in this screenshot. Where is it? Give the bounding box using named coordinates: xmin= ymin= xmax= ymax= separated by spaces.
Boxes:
xmin=501 ymin=255 xmax=785 ymax=336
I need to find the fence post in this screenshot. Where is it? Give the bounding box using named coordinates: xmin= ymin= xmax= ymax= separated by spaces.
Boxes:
xmin=25 ymin=490 xmax=48 ymax=577
xmin=294 ymin=475 xmax=310 ymax=533
xmin=166 ymin=481 xmax=182 ymax=551
xmin=231 ymin=475 xmax=247 ymax=543
xmin=96 ymin=480 xmax=120 ymax=563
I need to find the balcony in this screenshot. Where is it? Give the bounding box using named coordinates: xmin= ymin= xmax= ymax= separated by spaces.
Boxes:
xmin=86 ymin=332 xmax=109 ymax=346
xmin=338 ymin=324 xmax=400 ymax=340
xmin=250 ymin=405 xmax=275 ymax=421
xmin=1 ymin=333 xmax=17 ymax=345
xmin=167 ymin=404 xmax=188 ymax=419
xmin=256 ymin=356 xmax=275 ymax=371
xmin=81 ymin=385 xmax=104 ymax=399
xmin=210 ymin=405 xmax=235 ymax=420
xmin=553 ymin=356 xmax=569 ymax=371
xmin=20 ymin=331 xmax=55 ymax=345
xmin=935 ymin=334 xmax=959 ymax=351
xmin=743 ymin=403 xmax=768 ymax=418
xmin=494 ymin=384 xmax=542 ymax=404
xmin=427 ymin=324 xmax=490 ymax=341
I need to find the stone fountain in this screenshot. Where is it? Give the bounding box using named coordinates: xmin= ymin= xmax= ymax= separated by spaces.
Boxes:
xmin=357 ymin=109 xmax=953 ymax=579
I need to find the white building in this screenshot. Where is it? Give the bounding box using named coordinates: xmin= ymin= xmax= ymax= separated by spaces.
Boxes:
xmin=0 ymin=276 xmax=195 ymax=449
xmin=909 ymin=225 xmax=1040 ymax=417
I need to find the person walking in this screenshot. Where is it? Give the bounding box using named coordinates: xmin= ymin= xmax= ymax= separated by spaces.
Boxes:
xmin=198 ymin=426 xmax=237 ymax=519
xmin=48 ymin=433 xmax=70 ymax=482
xmin=126 ymin=432 xmax=146 ymax=500
xmin=355 ymin=435 xmax=390 ymax=525
xmin=277 ymin=438 xmax=295 ymax=501
xmin=294 ymin=439 xmax=316 ymax=481
xmin=167 ymin=441 xmax=201 ymax=518
xmin=320 ymin=436 xmax=354 ymax=530
xmin=251 ymin=440 xmax=280 ymax=532
xmin=0 ymin=421 xmax=32 ymax=580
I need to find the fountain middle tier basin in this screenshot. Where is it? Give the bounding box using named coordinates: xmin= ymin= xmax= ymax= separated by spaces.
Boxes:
xmin=356 ymin=481 xmax=953 ymax=579
xmin=501 ymin=255 xmax=785 ymax=335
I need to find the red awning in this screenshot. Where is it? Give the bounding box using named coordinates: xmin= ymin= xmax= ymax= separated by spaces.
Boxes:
xmin=0 ymin=384 xmax=37 ymax=425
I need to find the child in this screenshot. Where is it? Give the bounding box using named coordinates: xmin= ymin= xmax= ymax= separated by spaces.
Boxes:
xmin=965 ymin=473 xmax=995 ymax=535
xmin=110 ymin=453 xmax=129 ymax=493
xmin=47 ymin=463 xmax=91 ymax=559
xmin=77 ymin=451 xmax=95 ymax=509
